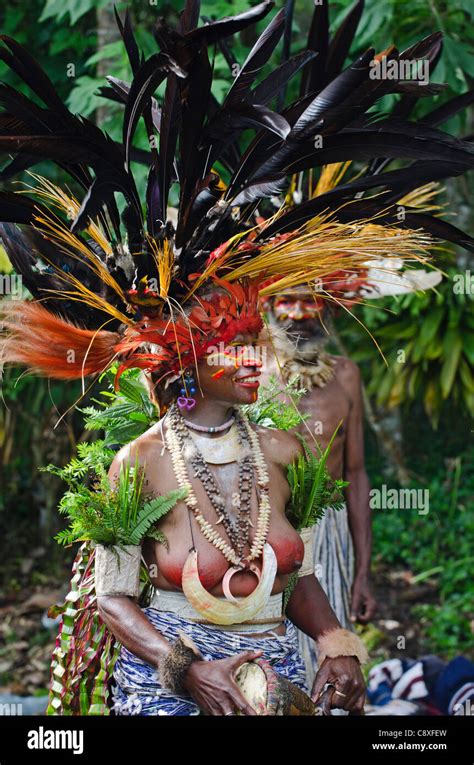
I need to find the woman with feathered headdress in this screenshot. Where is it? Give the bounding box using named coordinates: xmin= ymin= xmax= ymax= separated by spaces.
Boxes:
xmin=1 ymin=0 xmax=473 ymax=715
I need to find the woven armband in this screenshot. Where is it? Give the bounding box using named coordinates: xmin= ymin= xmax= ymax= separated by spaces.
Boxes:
xmin=297 ymin=526 xmax=314 ymax=578
xmin=94 ymin=543 xmax=142 ymax=598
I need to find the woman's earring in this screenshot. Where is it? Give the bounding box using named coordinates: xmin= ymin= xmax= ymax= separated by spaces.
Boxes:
xmin=177 ymin=369 xmax=197 ymax=411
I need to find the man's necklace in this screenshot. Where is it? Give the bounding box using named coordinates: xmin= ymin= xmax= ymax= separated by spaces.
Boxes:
xmin=281 ymin=349 xmax=335 ymax=389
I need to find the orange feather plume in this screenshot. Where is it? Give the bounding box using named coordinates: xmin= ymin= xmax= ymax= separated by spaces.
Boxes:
xmin=0 ymin=301 xmax=120 ymax=380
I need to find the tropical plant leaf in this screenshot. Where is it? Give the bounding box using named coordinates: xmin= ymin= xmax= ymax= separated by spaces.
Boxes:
xmin=127 ymin=488 xmax=187 ymax=545
xmin=440 ymin=334 xmax=463 ymax=398
xmin=286 ymin=428 xmax=348 ymax=530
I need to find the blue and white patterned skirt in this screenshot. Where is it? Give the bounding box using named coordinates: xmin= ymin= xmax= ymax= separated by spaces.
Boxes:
xmin=111 ymin=607 xmax=309 ymax=716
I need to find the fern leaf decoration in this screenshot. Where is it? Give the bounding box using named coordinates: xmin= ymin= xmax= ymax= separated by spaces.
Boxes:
xmin=286 ymin=424 xmax=349 ymax=531
xmin=127 ymin=488 xmax=188 ymax=545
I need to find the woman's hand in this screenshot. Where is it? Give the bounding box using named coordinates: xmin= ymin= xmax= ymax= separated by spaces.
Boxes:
xmin=311 ymin=656 xmax=366 ymax=713
xmin=182 ymin=649 xmax=264 ymax=715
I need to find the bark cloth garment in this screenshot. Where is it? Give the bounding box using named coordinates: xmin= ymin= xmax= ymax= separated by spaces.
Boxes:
xmin=111 ymin=602 xmax=309 ymax=716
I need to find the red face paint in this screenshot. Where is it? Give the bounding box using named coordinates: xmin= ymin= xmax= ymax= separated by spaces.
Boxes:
xmin=211 ymin=368 xmax=225 ymax=379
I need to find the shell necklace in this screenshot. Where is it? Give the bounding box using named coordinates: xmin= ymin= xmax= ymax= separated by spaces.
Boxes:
xmin=281 ymin=349 xmax=335 ymax=390
xmin=164 ymin=404 xmax=277 ymax=624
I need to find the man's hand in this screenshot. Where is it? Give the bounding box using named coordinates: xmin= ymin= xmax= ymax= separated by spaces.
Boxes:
xmin=311 ymin=656 xmax=366 ymax=713
xmin=350 ymin=574 xmax=377 ymax=624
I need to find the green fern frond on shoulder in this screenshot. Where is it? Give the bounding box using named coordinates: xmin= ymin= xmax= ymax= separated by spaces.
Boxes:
xmin=145 ymin=527 xmax=169 ymax=548
xmin=286 ymin=425 xmax=349 ymax=530
xmin=46 ymin=367 xmax=171 ymax=550
xmin=127 ymin=489 xmax=187 ymax=546
xmin=53 ymin=450 xmax=187 ymax=548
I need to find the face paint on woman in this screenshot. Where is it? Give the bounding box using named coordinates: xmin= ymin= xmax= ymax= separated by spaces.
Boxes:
xmin=196 ymin=334 xmax=264 ymax=406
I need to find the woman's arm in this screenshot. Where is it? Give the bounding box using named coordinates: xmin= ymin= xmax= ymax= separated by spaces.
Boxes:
xmin=101 ymin=445 xmax=174 ymax=663
xmin=98 ymin=594 xmax=262 ymax=715
xmin=98 ymin=595 xmax=171 ymax=665
xmin=285 ymin=572 xmax=340 ymax=637
xmin=286 ymin=574 xmax=366 ymax=712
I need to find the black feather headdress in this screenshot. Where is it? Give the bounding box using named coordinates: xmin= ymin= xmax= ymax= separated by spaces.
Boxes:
xmin=0 ymin=0 xmax=472 ymax=388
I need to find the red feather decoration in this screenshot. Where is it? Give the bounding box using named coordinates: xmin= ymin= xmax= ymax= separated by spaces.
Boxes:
xmin=0 ymin=301 xmax=120 ymax=379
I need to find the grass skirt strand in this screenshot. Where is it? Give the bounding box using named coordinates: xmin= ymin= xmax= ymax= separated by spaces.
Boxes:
xmin=111 ymin=607 xmax=309 ymax=715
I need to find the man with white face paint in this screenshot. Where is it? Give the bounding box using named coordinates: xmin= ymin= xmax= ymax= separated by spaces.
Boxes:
xmin=263 ymin=286 xmax=378 ymax=692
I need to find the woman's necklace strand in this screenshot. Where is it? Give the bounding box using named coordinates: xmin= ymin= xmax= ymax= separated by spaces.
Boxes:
xmin=182 ymin=415 xmax=235 ymax=433
xmin=165 ymin=405 xmax=271 ymax=566
xmin=189 ymin=421 xmax=254 ymax=557
xmin=170 ymin=409 xmax=255 ymax=559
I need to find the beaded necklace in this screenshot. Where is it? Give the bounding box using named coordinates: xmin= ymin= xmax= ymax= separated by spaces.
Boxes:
xmin=182 ymin=415 xmax=235 ymax=433
xmin=164 ymin=404 xmax=271 ymax=569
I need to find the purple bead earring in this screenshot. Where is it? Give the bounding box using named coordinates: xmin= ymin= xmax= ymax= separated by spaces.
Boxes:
xmin=177 ymin=369 xmax=197 ymax=411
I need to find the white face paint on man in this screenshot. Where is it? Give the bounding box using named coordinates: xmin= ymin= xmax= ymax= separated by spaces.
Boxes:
xmin=269 ymin=291 xmax=330 ymax=354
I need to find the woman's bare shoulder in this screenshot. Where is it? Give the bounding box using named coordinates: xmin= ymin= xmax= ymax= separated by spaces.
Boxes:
xmin=108 ymin=419 xmax=167 ymax=479
xmin=251 ymin=422 xmax=303 ymax=466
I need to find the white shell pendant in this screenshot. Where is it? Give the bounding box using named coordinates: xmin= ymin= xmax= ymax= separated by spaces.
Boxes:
xmin=181 ymin=543 xmax=278 ymax=625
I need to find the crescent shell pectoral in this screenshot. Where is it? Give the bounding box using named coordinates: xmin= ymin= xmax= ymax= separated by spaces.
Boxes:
xmin=181 ymin=543 xmax=278 ymax=625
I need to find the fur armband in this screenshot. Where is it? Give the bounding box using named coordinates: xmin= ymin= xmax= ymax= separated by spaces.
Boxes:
xmin=94 ymin=543 xmax=142 ymax=598
xmin=316 ymin=628 xmax=369 ymax=665
xmin=157 ymin=631 xmax=204 ymax=695
xmin=297 ymin=526 xmax=314 ymax=577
